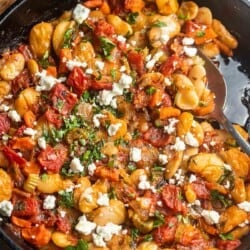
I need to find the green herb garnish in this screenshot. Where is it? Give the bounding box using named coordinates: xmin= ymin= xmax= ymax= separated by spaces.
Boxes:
xmin=58 ymin=191 xmax=74 ymax=208
xmin=99 ymin=36 xmax=116 ymax=58
xmin=153 ymin=211 xmax=165 ymax=228
xmin=65 ymin=239 xmax=89 ymax=250
xmin=62 ymin=28 xmax=74 ymax=49
xmin=127 ymin=12 xmax=139 ymax=24
xmin=219 ymin=233 xmax=234 ymax=240
xmin=152 ymin=20 xmax=167 ymax=27
xmin=196 ymin=30 xmax=205 ymax=37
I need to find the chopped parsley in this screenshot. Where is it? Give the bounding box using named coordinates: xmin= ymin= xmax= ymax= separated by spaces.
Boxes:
xmin=41 ymin=173 xmax=48 ymax=182
xmin=152 ymin=20 xmax=167 ymax=27
xmin=219 ymin=233 xmax=234 ymax=240
xmin=196 ymin=30 xmax=205 ymax=37
xmin=110 ymin=68 xmax=117 ymax=80
xmin=65 ymin=239 xmax=89 ymax=250
xmin=145 ymin=86 xmax=156 ymax=95
xmin=153 ymin=211 xmax=165 ymax=228
xmin=210 ymin=190 xmax=232 ymax=208
xmin=99 ymin=36 xmax=116 ymax=59
xmin=131 ymin=228 xmax=139 ymax=241
xmin=39 ymin=51 xmax=50 ymax=69
xmin=143 ymin=234 xmax=153 ymax=242
xmin=62 ymin=28 xmax=74 ymax=48
xmin=127 ymin=12 xmax=139 ymax=24
xmin=58 ymin=191 xmax=74 ymax=208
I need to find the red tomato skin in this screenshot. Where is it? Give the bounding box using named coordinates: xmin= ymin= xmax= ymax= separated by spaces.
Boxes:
xmin=12 ymin=197 xmax=39 ymax=218
xmin=191 ymin=181 xmax=210 ymax=200
xmin=127 ymin=51 xmax=145 ymax=76
xmin=90 ymin=80 xmax=113 ymax=90
xmin=67 ymin=67 xmax=91 ymax=96
xmin=160 ymin=54 xmax=182 ymax=77
xmin=56 ymin=216 xmax=71 ymax=233
xmin=94 ymin=20 xmax=115 ymax=37
xmin=37 ymin=145 xmax=68 ymax=173
xmin=44 ymin=109 xmax=63 ymax=128
xmin=216 ymin=239 xmax=241 ymax=250
xmin=153 ymin=216 xmax=178 ymax=245
xmin=11 ymin=69 xmax=30 ymax=94
xmin=0 ymin=113 xmax=10 ymax=135
xmin=143 ymin=127 xmax=172 ymax=147
xmin=50 ymin=83 xmax=78 ymax=115
xmin=162 ymin=184 xmax=186 ymax=213
xmin=2 ymin=146 xmax=27 ymax=165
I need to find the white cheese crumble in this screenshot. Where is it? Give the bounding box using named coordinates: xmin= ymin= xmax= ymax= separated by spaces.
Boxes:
xmin=129 ymin=147 xmax=142 ymax=162
xmin=189 ymin=174 xmax=197 ymax=183
xmin=185 ymin=132 xmax=199 ymax=147
xmin=95 ymin=60 xmax=105 ymax=71
xmin=73 ymin=4 xmax=90 ymax=24
xmin=38 ymin=137 xmax=46 ymax=149
xmin=93 ymin=114 xmax=105 ymax=128
xmin=43 ymin=195 xmax=56 ymax=210
xmin=70 ymin=157 xmax=84 ymax=173
xmin=146 ymin=51 xmax=164 ymax=69
xmin=23 ymin=127 xmax=37 ymax=137
xmin=223 ymin=163 xmax=232 ymax=171
xmin=238 ymin=201 xmax=250 ymax=212
xmin=93 ymin=223 xmax=122 ymax=247
xmin=171 ymin=137 xmax=186 ymax=151
xmin=85 ymin=68 xmax=94 ymax=74
xmin=0 ymin=104 xmax=10 ymax=112
xmin=0 ymin=200 xmax=13 ymax=217
xmin=184 ymin=46 xmax=198 ymax=57
xmin=174 ymin=169 xmax=185 ymax=186
xmin=117 ymin=35 xmax=126 ymax=43
xmin=97 ymin=193 xmax=109 ymax=206
xmin=66 ymin=59 xmax=87 ymax=71
xmin=8 ymin=110 xmax=21 ymax=122
xmin=35 ymin=70 xmax=66 ymax=91
xmin=120 ymin=65 xmax=126 ymax=72
xmin=201 ymin=210 xmax=220 ymax=225
xmin=119 ymin=73 xmax=133 ymax=88
xmin=87 ymin=163 xmax=96 ymax=176
xmin=182 ymin=37 xmax=195 ymax=45
xmin=75 ymin=215 xmax=96 ymax=235
xmin=164 ymin=118 xmax=178 ymax=134
xmin=158 ymin=154 xmax=168 ymax=165
xmin=138 ymin=175 xmax=151 ymax=190
xmin=82 ymin=187 xmax=93 ymax=203
xmin=108 ymin=123 xmax=122 ymax=136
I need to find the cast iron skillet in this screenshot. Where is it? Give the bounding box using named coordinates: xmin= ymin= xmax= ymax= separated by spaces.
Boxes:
xmin=0 ymin=0 xmax=249 ymax=249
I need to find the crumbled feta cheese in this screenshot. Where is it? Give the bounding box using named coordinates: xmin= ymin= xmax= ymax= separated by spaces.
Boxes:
xmin=239 ymin=220 xmax=249 ymax=228
xmin=210 ymin=140 xmax=217 ymax=146
xmin=158 ymin=154 xmax=168 ymax=165
xmin=38 ymin=137 xmax=46 ymax=149
xmin=174 ymin=169 xmax=185 ymax=186
xmin=0 ymin=104 xmax=9 ymax=112
xmin=73 ymin=4 xmax=90 ymax=24
xmin=93 ymin=114 xmax=105 ymax=128
xmin=171 ymin=137 xmax=186 ymax=151
xmin=108 ymin=123 xmax=122 ymax=136
xmin=119 ymin=73 xmax=133 ymax=88
xmin=70 ymin=157 xmax=84 ymax=173
xmin=183 ymin=46 xmax=197 ymax=57
xmin=224 ymin=163 xmax=232 ymax=171
xmin=97 ymin=193 xmax=109 ymax=206
xmin=145 ymin=51 xmax=164 ymax=70
xmin=224 ymin=180 xmax=231 ymax=189
xmin=66 ymin=60 xmax=87 ymax=71
xmin=238 ymin=201 xmax=250 ymax=212
xmin=185 ymin=132 xmax=199 ymax=147
xmin=164 ymin=77 xmax=172 ymax=86
xmin=201 ymin=210 xmax=220 ymax=225
xmin=130 ymin=40 xmax=137 ymax=47
xmin=98 ymin=90 xmax=116 ymax=106
xmin=117 ymin=35 xmax=126 ymax=43
xmin=85 ymin=68 xmax=94 ymax=74
xmin=110 ymin=98 xmax=117 ymax=109
xmin=138 ymin=175 xmax=151 ymax=190
xmin=23 ymin=127 xmax=37 ymax=137
xmin=88 ymin=163 xmax=96 ymax=176
xmin=189 ymin=174 xmax=197 ymax=183
xmin=8 ymin=110 xmax=21 ymax=122
xmin=120 ymin=66 xmax=126 ymax=72
xmin=130 ymin=147 xmax=142 ymax=162
xmin=93 ymin=223 xmax=122 ymax=247
xmin=43 ymin=195 xmax=56 ymax=210
xmin=169 ymin=178 xmax=176 ymax=185
xmin=58 ymin=210 xmax=66 ymax=218
xmin=182 ymin=37 xmax=195 ymax=45
xmin=75 ymin=215 xmax=96 ymax=235
xmin=82 ymin=187 xmax=93 ymax=203
xmin=95 ymin=60 xmax=105 ymax=71
xmin=164 ymin=118 xmax=178 ymax=134
xmin=0 ymin=200 xmax=13 ymax=217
